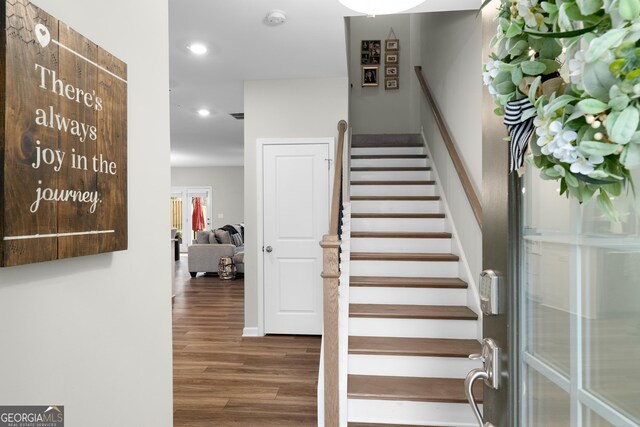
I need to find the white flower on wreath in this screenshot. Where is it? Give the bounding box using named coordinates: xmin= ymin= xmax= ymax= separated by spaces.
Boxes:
xmin=568 ymin=49 xmax=586 ymax=90
xmin=483 ymin=58 xmax=502 ymax=85
xmin=516 ymin=0 xmax=547 ymax=31
xmin=537 ymin=120 xmax=579 ymax=162
xmin=570 ymin=153 xmax=605 ymax=175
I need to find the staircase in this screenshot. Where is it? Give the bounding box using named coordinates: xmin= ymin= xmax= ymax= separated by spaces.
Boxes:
xmin=345 ymin=134 xmax=482 ymax=426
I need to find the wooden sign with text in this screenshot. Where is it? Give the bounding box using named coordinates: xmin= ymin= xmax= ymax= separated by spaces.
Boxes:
xmin=1 ymin=0 xmax=128 ymax=267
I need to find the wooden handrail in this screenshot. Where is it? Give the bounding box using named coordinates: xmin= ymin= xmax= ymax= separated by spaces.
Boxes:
xmin=330 ymin=120 xmax=348 ymax=234
xmin=414 ymin=66 xmax=483 ymax=229
xmin=321 ymin=119 xmax=347 ymax=427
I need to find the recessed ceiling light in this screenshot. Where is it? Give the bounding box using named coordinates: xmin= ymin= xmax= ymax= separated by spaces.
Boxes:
xmin=197 ymin=109 xmax=210 ymax=117
xmin=264 ymin=10 xmax=287 ymax=26
xmin=188 ymin=43 xmax=207 ymax=55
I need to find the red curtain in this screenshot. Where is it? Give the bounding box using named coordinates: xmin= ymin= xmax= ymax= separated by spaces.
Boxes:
xmin=191 ymin=197 xmax=205 ymax=231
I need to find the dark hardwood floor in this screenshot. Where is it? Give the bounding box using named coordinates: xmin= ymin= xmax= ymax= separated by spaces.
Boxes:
xmin=173 ymin=256 xmax=321 ymax=426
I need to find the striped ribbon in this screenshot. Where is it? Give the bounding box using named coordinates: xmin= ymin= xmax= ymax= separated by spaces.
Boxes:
xmin=504 ymin=98 xmax=536 ymax=172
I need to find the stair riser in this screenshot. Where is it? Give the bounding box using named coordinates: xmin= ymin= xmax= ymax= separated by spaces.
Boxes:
xmin=351 ymin=147 xmax=425 ymax=156
xmin=348 ymin=399 xmax=481 ymax=426
xmin=351 ymin=158 xmax=429 ymax=168
xmin=351 ymin=185 xmax=436 ymax=197
xmin=351 ymin=170 xmax=432 ymax=181
xmin=351 ymin=200 xmax=442 ymax=214
xmin=351 ymin=217 xmax=446 ymax=232
xmin=350 ymin=260 xmax=459 ymax=278
xmin=349 ymin=286 xmax=466 ymax=306
xmin=351 ymin=237 xmax=452 ymax=254
xmin=349 ymin=317 xmax=477 ymax=339
xmin=348 ymin=355 xmax=480 ymax=378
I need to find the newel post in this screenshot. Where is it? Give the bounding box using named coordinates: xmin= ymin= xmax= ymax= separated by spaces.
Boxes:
xmin=320 ymin=234 xmax=341 ymax=427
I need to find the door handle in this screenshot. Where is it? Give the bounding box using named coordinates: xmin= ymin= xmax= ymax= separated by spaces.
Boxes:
xmin=265 ymin=246 xmax=273 ymax=253
xmin=465 ymin=368 xmax=492 ymax=427
xmin=465 ymin=338 xmax=500 ymax=427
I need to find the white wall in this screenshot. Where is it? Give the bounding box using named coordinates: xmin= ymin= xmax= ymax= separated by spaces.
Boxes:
xmin=244 ymin=77 xmax=349 ymax=332
xmin=0 ymin=1 xmax=173 ymax=426
xmin=418 ymin=10 xmax=483 ymax=305
xmin=171 ymin=166 xmax=244 ymax=229
xmin=349 ymin=14 xmax=419 ymax=134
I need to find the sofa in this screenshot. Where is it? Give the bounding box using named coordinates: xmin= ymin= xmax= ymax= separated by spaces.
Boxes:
xmin=188 ymin=225 xmax=244 ymax=277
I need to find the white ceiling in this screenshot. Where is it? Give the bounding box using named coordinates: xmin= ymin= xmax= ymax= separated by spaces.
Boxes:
xmin=168 ymin=0 xmax=479 ymax=167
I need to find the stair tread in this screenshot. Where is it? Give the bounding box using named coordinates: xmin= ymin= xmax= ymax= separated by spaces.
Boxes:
xmin=352 ymin=134 xmax=422 ymax=147
xmin=349 ymin=336 xmax=480 ymax=357
xmin=351 ymin=252 xmax=459 ymax=262
xmin=350 ymin=276 xmax=467 ymax=288
xmin=351 ymin=142 xmax=423 ymax=148
xmin=349 ymin=304 xmax=478 ymax=320
xmin=351 ymin=196 xmax=440 ymax=201
xmin=351 ymin=231 xmax=451 ymax=239
xmin=351 ymin=167 xmax=431 ymax=171
xmin=348 ymin=375 xmax=483 ymax=403
xmin=351 ymin=180 xmax=435 ymax=185
xmin=352 ymin=213 xmax=445 ymax=219
xmin=352 ymin=154 xmax=428 ymax=159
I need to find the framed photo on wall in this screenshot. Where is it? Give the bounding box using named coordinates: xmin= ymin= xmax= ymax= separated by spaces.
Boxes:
xmin=385 ymin=78 xmax=399 ymax=90
xmin=362 ymin=66 xmax=379 ymax=87
xmin=361 ymin=40 xmax=381 ymax=65
xmin=385 ymin=53 xmax=398 ymax=64
xmin=385 ymin=39 xmax=399 ymax=51
xmin=385 ymin=65 xmax=398 ymax=77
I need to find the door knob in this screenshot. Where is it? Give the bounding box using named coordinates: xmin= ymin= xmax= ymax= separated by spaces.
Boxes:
xmin=265 ymin=246 xmax=273 ymax=253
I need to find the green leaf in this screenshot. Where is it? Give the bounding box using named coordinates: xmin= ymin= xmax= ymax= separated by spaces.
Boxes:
xmin=597 ymin=191 xmax=619 ymax=221
xmin=506 ymin=22 xmax=523 ymax=38
xmin=575 ymin=98 xmax=609 ymax=114
xmin=619 ymin=0 xmax=640 ymax=20
xmin=565 ymin=172 xmax=580 ymax=187
xmin=525 ymin=21 xmax=602 ymax=38
xmin=583 ymin=60 xmax=619 ymax=101
xmin=577 ymin=0 xmax=603 ymax=15
xmin=508 ymin=39 xmax=529 ymax=57
xmin=521 ymin=60 xmax=547 ymax=75
xmin=579 ymin=140 xmax=621 ymax=155
xmin=522 ymin=107 xmax=538 ymax=121
xmin=542 ymin=167 xmax=562 ymax=179
xmin=540 ymin=39 xmax=563 ymax=59
xmin=541 ymin=59 xmax=562 ymax=74
xmin=544 ymin=94 xmax=578 ymax=114
xmin=541 ymin=2 xmax=559 ymax=14
xmin=528 ymin=76 xmax=542 ymax=101
xmin=608 ymin=94 xmax=630 ymax=111
xmin=586 ymin=28 xmax=628 ymax=63
xmin=621 ymin=142 xmax=640 ymax=167
xmin=512 ymin=67 xmax=524 ymax=85
xmin=608 ymin=106 xmax=639 ymax=144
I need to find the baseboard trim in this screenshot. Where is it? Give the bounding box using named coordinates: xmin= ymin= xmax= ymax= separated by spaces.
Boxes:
xmin=242 ymin=327 xmax=260 ymax=337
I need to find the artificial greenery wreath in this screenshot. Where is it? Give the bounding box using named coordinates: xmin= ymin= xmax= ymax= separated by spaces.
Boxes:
xmin=483 ymin=0 xmax=640 ymax=220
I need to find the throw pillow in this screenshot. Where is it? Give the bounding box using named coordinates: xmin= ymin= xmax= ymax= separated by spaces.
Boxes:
xmin=231 ymin=233 xmax=243 ymax=247
xmin=208 ymin=231 xmax=219 ymax=244
xmin=196 ymin=231 xmax=210 ymax=244
xmin=214 ymin=228 xmax=231 ymax=244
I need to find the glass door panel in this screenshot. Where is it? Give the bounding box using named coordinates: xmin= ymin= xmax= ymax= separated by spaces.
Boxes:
xmin=520 ymin=167 xmax=640 ymax=427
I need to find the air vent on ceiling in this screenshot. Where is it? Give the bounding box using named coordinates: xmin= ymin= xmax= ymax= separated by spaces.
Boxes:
xmin=230 ymin=113 xmax=244 ymax=120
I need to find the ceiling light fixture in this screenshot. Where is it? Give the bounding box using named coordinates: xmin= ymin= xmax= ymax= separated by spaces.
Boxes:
xmin=264 ymin=10 xmax=287 ymax=26
xmin=338 ymin=0 xmax=426 ymax=15
xmin=188 ymin=43 xmax=207 ymax=55
xmin=197 ymin=109 xmax=210 ymax=117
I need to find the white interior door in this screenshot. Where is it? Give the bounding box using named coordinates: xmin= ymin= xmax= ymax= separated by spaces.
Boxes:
xmin=263 ymin=143 xmax=329 ymax=335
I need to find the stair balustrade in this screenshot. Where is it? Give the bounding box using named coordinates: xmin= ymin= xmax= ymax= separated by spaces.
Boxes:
xmin=320 ymin=119 xmax=348 ymax=427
